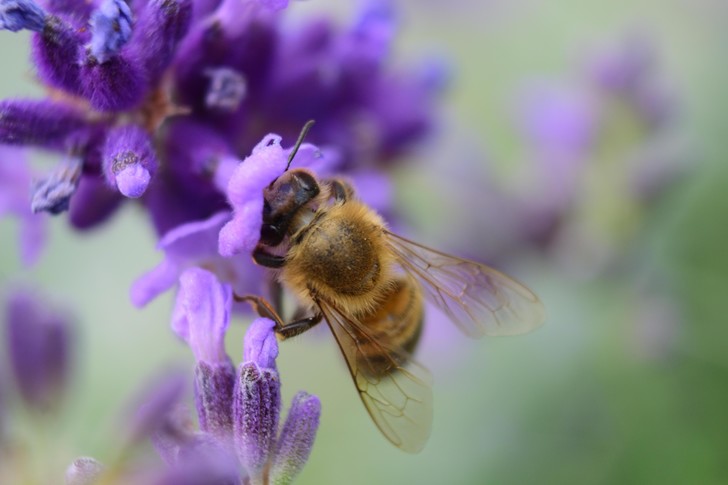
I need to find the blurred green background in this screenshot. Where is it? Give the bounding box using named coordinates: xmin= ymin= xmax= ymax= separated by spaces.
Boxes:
xmin=2 ymin=0 xmax=728 ymax=484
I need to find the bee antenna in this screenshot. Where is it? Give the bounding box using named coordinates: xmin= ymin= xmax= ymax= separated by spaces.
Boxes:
xmin=285 ymin=119 xmax=316 ymax=172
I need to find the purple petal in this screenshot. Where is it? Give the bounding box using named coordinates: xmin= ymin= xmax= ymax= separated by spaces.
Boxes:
xmin=115 ymin=164 xmax=151 ymax=198
xmin=80 ymin=55 xmax=147 ymax=112
xmin=243 ymin=318 xmax=278 ymax=370
xmin=269 ymin=392 xmax=321 ymax=485
xmin=218 ymin=134 xmax=290 ymax=256
xmin=131 ymin=257 xmax=180 ymax=308
xmin=233 ymin=362 xmax=280 ymax=482
xmin=172 ymin=267 xmax=232 ymax=364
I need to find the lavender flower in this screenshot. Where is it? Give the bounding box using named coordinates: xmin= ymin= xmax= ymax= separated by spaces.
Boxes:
xmin=0 ymin=0 xmax=46 ymax=32
xmin=269 ymin=392 xmax=321 ymax=485
xmin=65 ymin=457 xmax=105 ymax=485
xmin=4 ymin=288 xmax=73 ymax=411
xmin=87 ymin=0 xmax=133 ymax=64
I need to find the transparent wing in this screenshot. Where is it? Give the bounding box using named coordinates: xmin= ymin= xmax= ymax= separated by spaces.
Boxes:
xmin=314 ymin=297 xmax=433 ymax=453
xmin=385 ymin=230 xmax=545 ymax=338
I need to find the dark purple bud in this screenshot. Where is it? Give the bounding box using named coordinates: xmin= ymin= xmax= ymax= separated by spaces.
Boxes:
xmin=31 ymin=157 xmax=82 ymax=214
xmin=4 ymin=288 xmax=73 ymax=412
xmin=204 ymin=67 xmax=246 ymax=112
xmin=87 ymin=0 xmax=133 ymax=64
xmin=269 ymin=392 xmax=321 ymax=485
xmin=233 ymin=362 xmax=281 ymax=483
xmin=68 ymin=175 xmax=123 ymax=230
xmin=194 ymin=360 xmax=235 ymax=439
xmin=130 ymin=0 xmax=192 ymax=83
xmin=79 ymin=54 xmax=147 ymax=112
xmin=0 ymin=99 xmax=89 ymax=149
xmin=31 ymin=15 xmax=83 ymax=93
xmin=102 ymin=124 xmax=158 ymax=198
xmin=0 ymin=0 xmax=46 ymax=32
xmin=124 ymin=369 xmax=187 ymax=446
xmin=64 ymin=456 xmax=104 ymax=485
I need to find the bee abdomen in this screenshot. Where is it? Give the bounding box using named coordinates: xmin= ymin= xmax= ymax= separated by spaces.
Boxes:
xmin=357 ymin=279 xmax=424 ymax=377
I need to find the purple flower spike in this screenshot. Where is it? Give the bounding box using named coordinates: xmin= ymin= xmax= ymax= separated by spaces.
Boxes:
xmin=87 ymin=0 xmax=133 ymax=64
xmin=219 ymin=134 xmax=290 ymax=257
xmin=0 ymin=99 xmax=89 ymax=149
xmin=270 ymin=392 xmax=321 ymax=485
xmin=102 ymin=124 xmax=158 ymax=198
xmin=233 ymin=362 xmax=281 ymax=484
xmin=64 ymin=456 xmax=104 ymax=485
xmin=31 ymin=157 xmax=82 ymax=214
xmin=258 ymin=0 xmax=288 ymax=11
xmin=205 ymin=67 xmax=247 ymax=112
xmin=4 ymin=289 xmax=72 ymax=412
xmin=244 ymin=317 xmax=278 ymax=370
xmin=0 ymin=0 xmax=46 ymax=32
xmin=172 ymin=267 xmax=232 ymax=364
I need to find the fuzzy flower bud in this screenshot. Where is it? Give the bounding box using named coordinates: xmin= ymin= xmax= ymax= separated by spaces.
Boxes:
xmin=4 ymin=289 xmax=72 ymax=412
xmin=0 ymin=99 xmax=89 ymax=149
xmin=269 ymin=392 xmax=321 ymax=485
xmin=233 ymin=318 xmax=281 ymax=484
xmin=64 ymin=456 xmax=104 ymax=485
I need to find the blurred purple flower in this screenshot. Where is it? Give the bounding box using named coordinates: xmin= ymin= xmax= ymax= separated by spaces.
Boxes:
xmin=4 ymin=288 xmax=73 ymax=412
xmin=0 ymin=145 xmax=47 ymax=265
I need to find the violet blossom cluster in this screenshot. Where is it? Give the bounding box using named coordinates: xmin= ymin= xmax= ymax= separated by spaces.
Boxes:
xmin=0 ymin=0 xmax=439 ymax=302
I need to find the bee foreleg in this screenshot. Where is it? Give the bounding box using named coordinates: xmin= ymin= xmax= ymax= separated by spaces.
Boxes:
xmin=276 ymin=313 xmax=323 ymax=340
xmin=253 ymin=246 xmax=286 ymax=268
xmin=234 ymin=294 xmax=285 ymax=327
xmin=326 ymin=178 xmax=355 ymax=203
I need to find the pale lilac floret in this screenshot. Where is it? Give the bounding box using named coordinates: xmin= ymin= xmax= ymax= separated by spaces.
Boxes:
xmin=243 ymin=317 xmax=278 ymax=369
xmin=102 ymin=125 xmax=158 ymax=198
xmin=218 ymin=134 xmax=289 ymax=257
xmin=172 ymin=267 xmax=232 ymax=365
xmin=131 ymin=211 xmax=266 ymax=307
xmin=219 ymin=134 xmax=340 ymax=258
xmin=0 ymin=0 xmax=46 ymax=32
xmin=87 ymin=0 xmax=133 ymax=64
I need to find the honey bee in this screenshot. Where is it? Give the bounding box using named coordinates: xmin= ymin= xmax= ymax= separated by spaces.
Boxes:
xmin=239 ymin=121 xmax=545 ymax=453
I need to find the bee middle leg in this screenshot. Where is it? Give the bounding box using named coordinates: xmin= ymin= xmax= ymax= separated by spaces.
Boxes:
xmin=235 ymin=293 xmax=323 ymax=341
